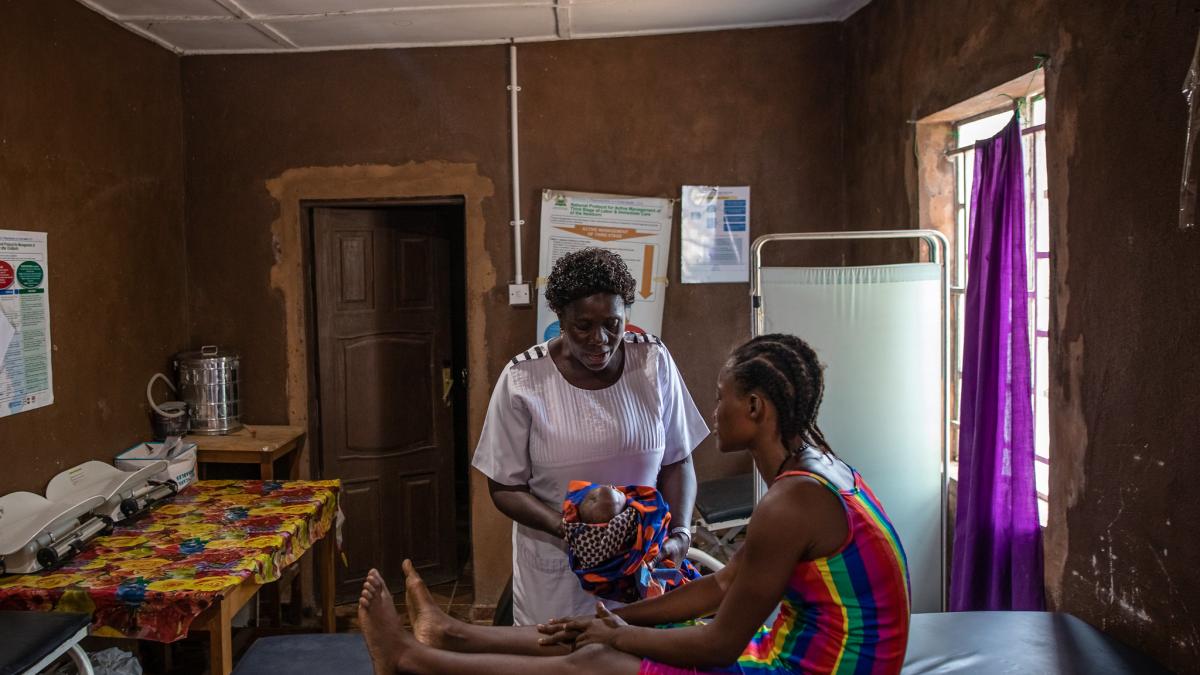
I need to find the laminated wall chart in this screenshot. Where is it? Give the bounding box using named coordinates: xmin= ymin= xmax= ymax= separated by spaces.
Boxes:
xmin=0 ymin=230 xmax=53 ymax=418
xmin=680 ymin=185 xmax=751 ymax=284
xmin=536 ymin=190 xmax=674 ymax=341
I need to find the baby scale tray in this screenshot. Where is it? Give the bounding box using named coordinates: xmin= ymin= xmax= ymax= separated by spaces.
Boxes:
xmin=0 ymin=459 xmax=173 ymax=574
xmin=46 ymin=460 xmax=173 ymax=523
xmin=0 ymin=492 xmax=107 ymax=574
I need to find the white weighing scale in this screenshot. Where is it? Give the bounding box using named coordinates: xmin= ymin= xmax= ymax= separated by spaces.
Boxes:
xmin=0 ymin=492 xmax=107 ymax=575
xmin=46 ymin=460 xmax=174 ymax=523
xmin=0 ymin=460 xmax=174 ymax=575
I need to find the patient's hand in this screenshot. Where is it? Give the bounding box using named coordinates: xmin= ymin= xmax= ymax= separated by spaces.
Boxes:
xmin=537 ymin=614 xmax=589 ymax=646
xmin=575 ymin=603 xmax=629 ymax=648
xmin=541 ymin=604 xmax=629 ymax=649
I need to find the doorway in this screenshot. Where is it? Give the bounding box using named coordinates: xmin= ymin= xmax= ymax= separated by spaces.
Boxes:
xmin=307 ymin=199 xmax=469 ymax=602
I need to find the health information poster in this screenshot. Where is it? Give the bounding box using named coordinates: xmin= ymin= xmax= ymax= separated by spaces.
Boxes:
xmin=536 ymin=190 xmax=673 ymax=341
xmin=0 ymin=230 xmax=53 ymax=418
xmin=680 ymin=185 xmax=751 ymax=283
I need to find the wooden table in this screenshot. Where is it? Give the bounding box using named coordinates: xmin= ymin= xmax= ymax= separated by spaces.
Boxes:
xmin=193 ymin=533 xmax=337 ymax=674
xmin=187 ymin=425 xmax=306 ymax=480
xmin=187 ymin=426 xmax=314 ymax=636
xmin=186 ymin=426 xmax=311 ymax=632
xmin=0 ymin=480 xmax=340 ymax=675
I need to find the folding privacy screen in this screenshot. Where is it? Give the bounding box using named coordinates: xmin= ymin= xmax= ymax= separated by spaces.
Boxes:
xmin=750 ymin=230 xmax=950 ymax=613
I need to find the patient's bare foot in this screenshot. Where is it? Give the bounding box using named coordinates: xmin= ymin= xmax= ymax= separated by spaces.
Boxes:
xmin=358 ymin=569 xmax=419 ymax=674
xmin=403 ymin=559 xmax=459 ymax=650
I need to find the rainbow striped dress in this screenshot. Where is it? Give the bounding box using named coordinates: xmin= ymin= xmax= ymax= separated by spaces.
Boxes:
xmin=640 ymin=467 xmax=911 ymax=675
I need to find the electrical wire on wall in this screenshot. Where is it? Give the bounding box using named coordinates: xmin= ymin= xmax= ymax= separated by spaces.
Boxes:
xmin=1180 ymin=26 xmax=1200 ymax=231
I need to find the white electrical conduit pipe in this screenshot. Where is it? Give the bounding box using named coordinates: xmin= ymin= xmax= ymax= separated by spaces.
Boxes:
xmin=508 ymin=41 xmax=525 ymax=286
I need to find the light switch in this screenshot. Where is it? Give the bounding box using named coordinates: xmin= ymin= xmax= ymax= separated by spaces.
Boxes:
xmin=508 ymin=282 xmax=532 ymax=307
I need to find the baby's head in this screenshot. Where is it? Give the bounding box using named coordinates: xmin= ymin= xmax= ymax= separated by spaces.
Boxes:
xmin=579 ymin=485 xmax=627 ymax=524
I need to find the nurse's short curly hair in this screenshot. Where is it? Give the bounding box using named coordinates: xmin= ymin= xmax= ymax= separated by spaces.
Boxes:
xmin=545 ymin=248 xmax=637 ymax=315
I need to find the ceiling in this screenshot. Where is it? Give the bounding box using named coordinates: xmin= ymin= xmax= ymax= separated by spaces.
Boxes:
xmin=75 ymin=0 xmax=872 ymax=55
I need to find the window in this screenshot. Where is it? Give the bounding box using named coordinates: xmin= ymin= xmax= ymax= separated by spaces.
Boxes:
xmin=948 ymin=93 xmax=1050 ymax=526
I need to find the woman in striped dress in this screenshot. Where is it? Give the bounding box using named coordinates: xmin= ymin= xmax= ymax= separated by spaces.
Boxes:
xmin=356 ymin=333 xmax=912 ymax=675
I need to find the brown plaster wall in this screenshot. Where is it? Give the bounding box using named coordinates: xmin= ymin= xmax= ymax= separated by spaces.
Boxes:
xmin=181 ymin=45 xmax=514 ymax=601
xmin=10 ymin=3 xmax=1192 ymax=660
xmin=180 ymin=25 xmax=845 ymax=604
xmin=843 ymin=1 xmax=1200 ymax=669
xmin=516 ymin=28 xmax=847 ymax=477
xmin=0 ymin=0 xmax=187 ymax=495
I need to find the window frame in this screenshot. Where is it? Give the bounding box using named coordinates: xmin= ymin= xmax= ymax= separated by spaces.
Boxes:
xmin=947 ymin=92 xmax=1051 ymax=524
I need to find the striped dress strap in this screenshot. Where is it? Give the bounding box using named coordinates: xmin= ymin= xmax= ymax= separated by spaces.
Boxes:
xmin=776 ymin=469 xmax=842 ymax=493
xmin=776 ymin=469 xmax=855 ymax=555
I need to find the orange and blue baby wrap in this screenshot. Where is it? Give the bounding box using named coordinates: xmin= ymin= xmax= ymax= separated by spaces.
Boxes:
xmin=562 ymin=481 xmax=700 ymax=603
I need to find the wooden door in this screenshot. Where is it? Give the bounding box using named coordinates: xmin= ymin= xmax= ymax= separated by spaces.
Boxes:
xmin=313 ymin=206 xmax=457 ymax=600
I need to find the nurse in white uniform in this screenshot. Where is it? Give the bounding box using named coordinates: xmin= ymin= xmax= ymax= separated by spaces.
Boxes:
xmin=472 ymin=247 xmax=710 ymax=626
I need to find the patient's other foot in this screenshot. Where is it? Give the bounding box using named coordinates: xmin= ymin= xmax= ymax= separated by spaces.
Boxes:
xmin=359 ymin=569 xmax=418 ymax=675
xmin=403 ymin=559 xmax=459 ymax=650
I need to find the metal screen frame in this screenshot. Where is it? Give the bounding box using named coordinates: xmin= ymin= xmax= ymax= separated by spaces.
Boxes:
xmin=749 ymin=229 xmax=951 ymax=611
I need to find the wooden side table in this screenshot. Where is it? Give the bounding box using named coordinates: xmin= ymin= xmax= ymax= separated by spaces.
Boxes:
xmin=184 ymin=425 xmax=312 ymax=631
xmin=185 ymin=425 xmax=306 ymax=480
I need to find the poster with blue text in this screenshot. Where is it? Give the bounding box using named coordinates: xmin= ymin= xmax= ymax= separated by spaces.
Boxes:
xmin=681 ymin=185 xmax=750 ymax=283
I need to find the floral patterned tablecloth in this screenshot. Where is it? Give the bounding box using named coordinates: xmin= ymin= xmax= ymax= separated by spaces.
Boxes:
xmin=0 ymin=479 xmax=340 ymax=642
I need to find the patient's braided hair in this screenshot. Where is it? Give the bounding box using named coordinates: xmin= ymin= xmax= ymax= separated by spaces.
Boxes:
xmin=545 ymin=247 xmax=637 ymax=315
xmin=727 ymin=334 xmax=832 ymax=458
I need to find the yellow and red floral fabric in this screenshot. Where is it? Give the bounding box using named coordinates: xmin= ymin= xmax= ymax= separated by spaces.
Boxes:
xmin=0 ymin=480 xmax=340 ymax=642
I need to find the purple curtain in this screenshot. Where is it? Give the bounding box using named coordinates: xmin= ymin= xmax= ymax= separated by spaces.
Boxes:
xmin=950 ymin=116 xmax=1045 ymax=611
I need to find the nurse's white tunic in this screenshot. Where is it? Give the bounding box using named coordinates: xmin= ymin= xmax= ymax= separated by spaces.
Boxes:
xmin=471 ymin=334 xmax=709 ymax=625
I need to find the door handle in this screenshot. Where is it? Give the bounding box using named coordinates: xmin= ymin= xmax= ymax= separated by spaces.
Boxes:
xmin=441 ymin=367 xmax=454 ymax=407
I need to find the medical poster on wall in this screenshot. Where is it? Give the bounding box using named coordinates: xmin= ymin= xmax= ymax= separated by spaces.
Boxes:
xmin=680 ymin=185 xmax=751 ymax=283
xmin=0 ymin=230 xmax=53 ymax=418
xmin=536 ymin=190 xmax=674 ymax=341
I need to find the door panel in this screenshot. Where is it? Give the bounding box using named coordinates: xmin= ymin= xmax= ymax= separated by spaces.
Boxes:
xmin=399 ymin=473 xmax=439 ymax=567
xmin=342 ymin=334 xmax=433 ymax=454
xmin=337 ymin=232 xmax=374 ymax=309
xmin=394 ymin=236 xmax=433 ymax=309
xmin=339 ymin=477 xmax=382 ymax=589
xmin=314 ymin=206 xmax=457 ymax=601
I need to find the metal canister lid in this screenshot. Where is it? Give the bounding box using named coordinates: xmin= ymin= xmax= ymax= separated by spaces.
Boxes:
xmin=175 ymin=344 xmax=240 ymax=365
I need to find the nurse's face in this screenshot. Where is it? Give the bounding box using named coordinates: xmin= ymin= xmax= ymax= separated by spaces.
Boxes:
xmin=559 ymin=293 xmax=627 ymax=372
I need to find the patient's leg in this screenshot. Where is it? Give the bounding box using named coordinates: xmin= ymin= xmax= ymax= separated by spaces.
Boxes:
xmin=400 ymin=560 xmax=570 ymax=656
xmin=358 ymin=568 xmax=641 ymax=675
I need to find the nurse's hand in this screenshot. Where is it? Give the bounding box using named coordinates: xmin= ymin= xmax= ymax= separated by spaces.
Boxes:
xmin=655 ymin=532 xmax=689 ymax=564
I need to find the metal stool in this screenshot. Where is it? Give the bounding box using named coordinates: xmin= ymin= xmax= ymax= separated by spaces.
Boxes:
xmin=0 ymin=611 xmax=93 ymax=675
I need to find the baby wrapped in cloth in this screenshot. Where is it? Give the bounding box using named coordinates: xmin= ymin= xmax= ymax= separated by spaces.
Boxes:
xmin=561 ymin=481 xmax=700 ymax=603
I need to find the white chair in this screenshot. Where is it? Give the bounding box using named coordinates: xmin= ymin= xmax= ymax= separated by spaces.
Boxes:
xmin=685 ymin=547 xmax=724 ymax=573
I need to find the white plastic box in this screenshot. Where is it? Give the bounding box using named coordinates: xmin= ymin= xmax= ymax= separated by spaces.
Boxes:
xmin=115 ymin=441 xmax=198 ymax=490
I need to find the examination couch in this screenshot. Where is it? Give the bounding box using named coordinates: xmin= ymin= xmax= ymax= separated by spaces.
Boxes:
xmin=230 ymin=611 xmax=1166 ymax=674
